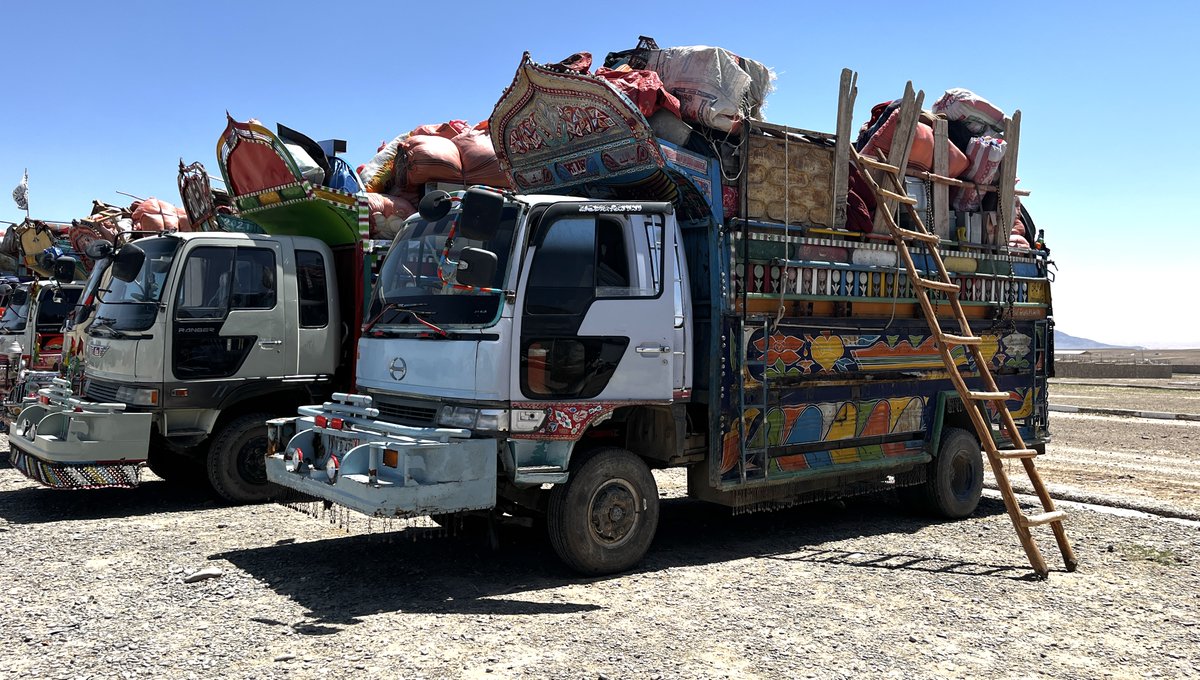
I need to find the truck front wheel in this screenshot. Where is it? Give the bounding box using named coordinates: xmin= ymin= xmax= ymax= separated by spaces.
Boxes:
xmin=547 ymin=447 xmax=659 ymax=575
xmin=207 ymin=413 xmax=277 ymax=504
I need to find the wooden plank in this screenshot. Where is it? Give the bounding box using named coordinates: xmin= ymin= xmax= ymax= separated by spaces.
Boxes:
xmin=889 ymin=83 xmax=924 ymax=184
xmin=751 ymin=120 xmax=836 ymax=142
xmin=932 ymin=118 xmax=950 ymax=239
xmin=872 ymin=83 xmax=924 ymax=234
xmin=998 ymin=110 xmax=1022 ymax=238
xmin=831 ymin=68 xmax=857 ymax=228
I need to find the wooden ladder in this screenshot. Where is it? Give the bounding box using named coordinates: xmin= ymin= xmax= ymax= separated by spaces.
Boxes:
xmin=851 ymin=140 xmax=1078 ymax=578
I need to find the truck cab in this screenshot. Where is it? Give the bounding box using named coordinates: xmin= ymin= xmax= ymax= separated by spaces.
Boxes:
xmin=10 ymin=232 xmax=342 ymax=498
xmin=0 ymin=280 xmax=84 ymax=391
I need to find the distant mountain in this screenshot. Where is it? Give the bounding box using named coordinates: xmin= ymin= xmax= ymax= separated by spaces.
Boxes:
xmin=1054 ymin=330 xmax=1135 ymax=350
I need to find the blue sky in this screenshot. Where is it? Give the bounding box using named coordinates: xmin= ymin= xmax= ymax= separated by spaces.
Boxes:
xmin=2 ymin=1 xmax=1196 ymax=347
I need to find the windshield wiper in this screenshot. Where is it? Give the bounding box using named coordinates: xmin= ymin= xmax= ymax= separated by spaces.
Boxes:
xmin=362 ymin=302 xmax=449 ymax=338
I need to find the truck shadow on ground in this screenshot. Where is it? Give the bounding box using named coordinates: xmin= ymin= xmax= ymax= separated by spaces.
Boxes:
xmin=0 ymin=477 xmax=222 ymax=524
xmin=216 ymin=495 xmax=1026 ymax=631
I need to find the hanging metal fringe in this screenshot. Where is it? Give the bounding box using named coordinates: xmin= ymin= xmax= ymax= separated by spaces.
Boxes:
xmin=273 ymin=491 xmax=460 ymax=541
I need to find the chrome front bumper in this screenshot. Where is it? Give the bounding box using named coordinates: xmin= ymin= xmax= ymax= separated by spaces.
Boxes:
xmin=265 ymin=393 xmax=497 ymax=518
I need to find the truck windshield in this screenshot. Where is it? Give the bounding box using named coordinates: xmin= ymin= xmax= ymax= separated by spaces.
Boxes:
xmin=94 ymin=237 xmax=181 ymax=333
xmin=370 ymin=205 xmax=520 ymax=329
xmin=0 ymin=289 xmax=30 ymax=332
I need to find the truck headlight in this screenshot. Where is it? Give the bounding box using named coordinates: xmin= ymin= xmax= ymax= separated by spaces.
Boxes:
xmin=438 ymin=406 xmax=509 ymax=432
xmin=114 ymin=386 xmax=159 ymax=406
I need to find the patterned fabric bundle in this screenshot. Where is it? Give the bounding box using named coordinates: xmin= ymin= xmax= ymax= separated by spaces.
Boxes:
xmin=952 ymin=136 xmax=1006 ymax=211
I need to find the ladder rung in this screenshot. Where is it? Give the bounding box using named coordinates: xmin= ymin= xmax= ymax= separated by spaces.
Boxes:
xmin=1021 ymin=510 xmax=1067 ymax=527
xmin=967 ymin=390 xmax=1011 ymax=400
xmin=879 ymin=189 xmax=917 ymax=205
xmin=857 ymin=156 xmax=900 ymax=174
xmin=993 ymin=449 xmax=1039 ymax=460
xmin=914 ymin=278 xmax=960 ymax=294
xmin=938 ymin=333 xmax=982 ymax=346
xmin=894 ymin=227 xmax=941 ymax=244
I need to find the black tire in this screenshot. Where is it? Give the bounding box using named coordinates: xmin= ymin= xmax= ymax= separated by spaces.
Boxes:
xmin=206 ymin=413 xmax=277 ymax=504
xmin=547 ymin=447 xmax=659 ymax=575
xmin=899 ymin=427 xmax=984 ymax=518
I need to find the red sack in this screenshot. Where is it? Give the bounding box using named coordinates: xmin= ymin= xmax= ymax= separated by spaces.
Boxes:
xmin=132 ymin=198 xmax=181 ymax=231
xmin=366 ymin=192 xmax=397 ymax=218
xmin=594 ymin=67 xmax=682 ymax=119
xmin=398 ymin=134 xmax=463 ymax=187
xmin=862 ymin=110 xmax=970 ymax=178
xmin=408 ymin=120 xmax=469 ymax=139
xmin=453 ymin=121 xmax=510 ymax=188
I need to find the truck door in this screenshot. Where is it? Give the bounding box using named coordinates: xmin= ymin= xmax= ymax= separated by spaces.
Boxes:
xmin=516 ymin=208 xmax=676 ymax=403
xmin=170 ymin=242 xmax=286 ymax=381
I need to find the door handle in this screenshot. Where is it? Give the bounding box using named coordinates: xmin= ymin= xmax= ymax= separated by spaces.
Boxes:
xmin=635 ymin=344 xmax=670 ymax=355
xmin=258 ymin=339 xmax=283 ymax=350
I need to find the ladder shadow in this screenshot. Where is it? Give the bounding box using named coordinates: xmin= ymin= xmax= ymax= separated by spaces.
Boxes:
xmin=762 ymin=547 xmax=1030 ymax=579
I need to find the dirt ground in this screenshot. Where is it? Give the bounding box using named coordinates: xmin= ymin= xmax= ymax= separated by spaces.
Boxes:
xmin=2 ymin=381 xmax=1200 ymax=679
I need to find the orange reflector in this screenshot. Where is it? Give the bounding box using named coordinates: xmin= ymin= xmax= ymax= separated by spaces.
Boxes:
xmin=172 ymin=388 xmax=188 ymax=397
xmin=383 ymin=449 xmax=399 ymax=468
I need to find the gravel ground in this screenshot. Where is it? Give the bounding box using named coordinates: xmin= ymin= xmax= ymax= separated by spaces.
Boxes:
xmin=3 ymin=406 xmax=1200 ymax=680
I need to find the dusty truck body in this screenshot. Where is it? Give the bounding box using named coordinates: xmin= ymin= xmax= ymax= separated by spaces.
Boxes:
xmin=266 ymin=57 xmax=1055 ymax=574
xmin=0 ymin=279 xmax=85 ymax=404
xmin=9 ymin=119 xmax=380 ymax=499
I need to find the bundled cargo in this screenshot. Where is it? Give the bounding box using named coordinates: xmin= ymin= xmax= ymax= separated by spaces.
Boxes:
xmin=604 ymin=36 xmax=773 ymax=133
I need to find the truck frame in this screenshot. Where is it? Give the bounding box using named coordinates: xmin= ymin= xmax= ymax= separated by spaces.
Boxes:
xmin=266 ymin=59 xmax=1057 ymax=574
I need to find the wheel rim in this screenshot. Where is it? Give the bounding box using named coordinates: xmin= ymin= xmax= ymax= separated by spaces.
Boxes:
xmin=950 ymin=450 xmax=977 ymax=502
xmin=237 ymin=432 xmax=269 ymax=486
xmin=587 ymin=478 xmax=640 ymax=548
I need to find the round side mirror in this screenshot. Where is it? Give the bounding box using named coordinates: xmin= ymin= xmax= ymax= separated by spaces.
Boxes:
xmin=417 ymin=190 xmax=452 ymax=222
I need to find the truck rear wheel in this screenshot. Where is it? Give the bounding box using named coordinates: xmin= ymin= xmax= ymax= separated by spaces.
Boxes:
xmin=207 ymin=413 xmax=277 ymax=504
xmin=547 ymin=447 xmax=659 ymax=575
xmin=899 ymin=427 xmax=983 ymax=518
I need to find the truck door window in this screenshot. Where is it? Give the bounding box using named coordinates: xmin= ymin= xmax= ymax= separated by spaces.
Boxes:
xmin=296 ymin=249 xmax=328 ymax=328
xmin=175 ymin=247 xmax=276 ymax=319
xmin=176 ymin=247 xmax=234 ymax=320
xmin=230 ymin=248 xmax=276 ymax=310
xmin=525 ymin=214 xmax=663 ymax=316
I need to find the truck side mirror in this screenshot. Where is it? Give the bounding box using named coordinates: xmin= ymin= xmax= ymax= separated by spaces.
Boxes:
xmin=0 ymin=284 xmax=10 ymax=296
xmin=418 ymin=190 xmax=452 ymax=222
xmin=455 ymin=248 xmax=498 ymax=289
xmin=111 ymin=243 xmax=146 ymax=283
xmin=459 ymin=188 xmax=503 ymax=241
xmin=53 ymin=256 xmax=78 ymax=283
xmin=85 ymin=240 xmax=114 ymax=260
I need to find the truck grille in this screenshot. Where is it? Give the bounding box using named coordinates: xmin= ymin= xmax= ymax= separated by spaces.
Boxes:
xmin=84 ymin=378 xmax=121 ymax=403
xmin=372 ymin=395 xmax=439 ymax=427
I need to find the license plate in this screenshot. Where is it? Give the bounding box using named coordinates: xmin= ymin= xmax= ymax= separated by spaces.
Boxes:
xmin=322 ymin=433 xmax=361 ymax=459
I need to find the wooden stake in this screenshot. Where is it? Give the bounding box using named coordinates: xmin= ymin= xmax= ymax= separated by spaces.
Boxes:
xmin=832 ymin=68 xmax=858 ymax=228
xmin=998 ymin=111 xmax=1022 ymax=237
xmin=932 ymin=118 xmax=950 ymax=239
